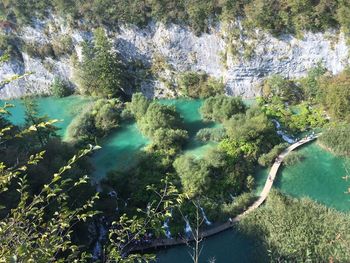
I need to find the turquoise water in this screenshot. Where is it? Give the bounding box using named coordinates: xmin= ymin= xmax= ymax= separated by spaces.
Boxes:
xmin=276 ymin=143 xmax=349 ymax=211
xmin=1 ymin=96 xmax=92 ymax=137
xmin=2 ymin=95 xmax=349 ymax=262
xmin=91 ymin=123 xmax=149 ymax=180
xmin=255 ymin=142 xmax=349 ymax=211
xmin=159 ymin=99 xmax=219 ymax=158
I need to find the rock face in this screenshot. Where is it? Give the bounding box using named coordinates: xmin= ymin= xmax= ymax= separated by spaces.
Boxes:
xmin=0 ymin=20 xmax=349 ymax=99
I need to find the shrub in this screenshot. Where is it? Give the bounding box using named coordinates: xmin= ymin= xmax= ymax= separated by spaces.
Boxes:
xmin=200 ymin=95 xmax=246 ymax=122
xmin=67 ymin=99 xmax=123 ymax=142
xmin=23 ymin=41 xmax=56 ymax=59
xmin=319 ymin=123 xmax=350 ymax=156
xmin=195 ymin=127 xmax=226 ymax=142
xmin=220 ymin=192 xmax=256 ymax=220
xmin=258 ymin=143 xmax=288 ymax=167
xmin=178 ymin=71 xmax=224 ymax=99
xmin=51 ymin=77 xmax=73 ymax=97
xmin=52 ymin=35 xmax=74 ymax=57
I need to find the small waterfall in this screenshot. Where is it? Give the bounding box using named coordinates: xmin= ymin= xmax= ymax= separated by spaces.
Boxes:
xmin=184 ymin=216 xmax=193 ymax=238
xmin=92 ymin=218 xmax=108 ymax=261
xmin=162 ymin=209 xmax=173 ymax=239
xmin=199 ymin=206 xmax=212 ymax=226
xmin=162 ymin=218 xmax=172 ymax=239
xmin=272 ymin=119 xmax=295 ymax=144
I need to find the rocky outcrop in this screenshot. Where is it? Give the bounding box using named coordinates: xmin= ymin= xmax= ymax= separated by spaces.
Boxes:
xmin=0 ymin=20 xmax=349 ymax=99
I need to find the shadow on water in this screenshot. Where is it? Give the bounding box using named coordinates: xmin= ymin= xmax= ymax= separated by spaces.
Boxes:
xmin=156 ymin=227 xmax=268 ymax=263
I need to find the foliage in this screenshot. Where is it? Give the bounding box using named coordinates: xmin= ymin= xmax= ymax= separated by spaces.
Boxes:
xmin=67 ymin=98 xmax=123 ymax=142
xmin=319 ymin=123 xmax=350 ymax=156
xmin=258 ymin=143 xmax=288 ymax=167
xmin=262 ymin=75 xmax=302 ymax=104
xmin=178 ymin=71 xmax=224 ymax=99
xmin=244 ymin=0 xmax=338 ymax=36
xmin=51 ymin=35 xmax=74 ymax=57
xmin=239 ymin=190 xmax=350 ymax=262
xmin=51 ymin=77 xmax=73 ymax=97
xmin=0 ymin=111 xmax=99 ymax=262
xmin=22 ymin=97 xmax=59 ymax=147
xmin=318 ymin=69 xmax=350 ymax=120
xmin=173 ymin=155 xmax=210 ymax=198
xmin=75 ymin=28 xmax=126 ymax=98
xmin=128 ymin=94 xmax=188 ymax=154
xmin=2 ymin=0 xmax=350 ymax=36
xmin=200 ymin=95 xmax=246 ymax=122
xmin=195 ymin=127 xmax=226 ymax=142
xmin=174 ymin=147 xmax=252 ymax=200
xmin=220 ymin=192 xmax=256 ymax=220
xmin=223 ymin=107 xmax=281 ymax=156
xmin=299 ymin=62 xmax=326 ymax=101
xmin=23 ymin=41 xmax=56 ymax=59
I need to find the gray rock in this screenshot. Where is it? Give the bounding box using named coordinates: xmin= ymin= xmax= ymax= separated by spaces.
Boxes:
xmin=0 ymin=21 xmax=349 ymax=99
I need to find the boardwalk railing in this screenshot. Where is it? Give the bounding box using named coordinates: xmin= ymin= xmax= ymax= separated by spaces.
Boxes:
xmin=129 ymin=134 xmax=320 ymax=252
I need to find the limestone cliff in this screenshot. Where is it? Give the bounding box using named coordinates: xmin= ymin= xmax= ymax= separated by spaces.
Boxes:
xmin=0 ymin=19 xmax=349 ymax=99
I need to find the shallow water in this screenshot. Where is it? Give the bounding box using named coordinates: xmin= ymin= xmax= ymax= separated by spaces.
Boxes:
xmin=158 ymin=98 xmax=219 ymax=158
xmin=3 ymin=95 xmax=349 ymax=262
xmin=156 ymin=228 xmax=266 ymax=263
xmin=1 ymin=96 xmax=92 ymax=137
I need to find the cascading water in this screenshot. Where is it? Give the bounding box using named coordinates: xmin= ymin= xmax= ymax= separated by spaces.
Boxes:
xmin=271 ymin=119 xmax=295 ymax=144
xmin=162 ymin=209 xmax=173 ymax=239
xmin=199 ymin=206 xmax=212 ymax=226
xmin=184 ymin=216 xmax=193 ymax=239
xmin=92 ymin=217 xmax=108 ymax=261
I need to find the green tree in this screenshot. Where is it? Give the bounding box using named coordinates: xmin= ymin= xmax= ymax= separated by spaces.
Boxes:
xmin=76 ymin=28 xmax=126 ymax=98
xmin=200 ymin=95 xmax=246 ymax=122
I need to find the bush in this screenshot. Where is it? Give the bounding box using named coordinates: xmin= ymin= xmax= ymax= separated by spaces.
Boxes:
xmin=178 ymin=71 xmax=224 ymax=99
xmin=318 ymin=69 xmax=350 ymax=120
xmin=239 ymin=190 xmax=350 ymax=262
xmin=51 ymin=77 xmax=73 ymax=97
xmin=67 ymin=98 xmax=123 ymax=142
xmin=258 ymin=143 xmax=288 ymax=167
xmin=262 ymin=75 xmax=302 ymax=104
xmin=195 ymin=127 xmax=226 ymax=142
xmin=52 ymin=35 xmax=74 ymax=57
xmin=23 ymin=41 xmax=56 ymax=59
xmin=319 ymin=123 xmax=350 ymax=156
xmin=200 ymin=95 xmax=246 ymax=122
xmin=220 ymin=192 xmax=256 ymax=220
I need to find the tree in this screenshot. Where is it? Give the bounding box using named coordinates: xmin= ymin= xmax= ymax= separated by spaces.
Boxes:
xmin=200 ymin=95 xmax=246 ymax=122
xmin=262 ymin=75 xmax=302 ymax=104
xmin=178 ymin=71 xmax=224 ymax=99
xmin=51 ymin=77 xmax=73 ymax=98
xmin=22 ymin=97 xmax=58 ymax=147
xmin=76 ymin=28 xmax=126 ymax=98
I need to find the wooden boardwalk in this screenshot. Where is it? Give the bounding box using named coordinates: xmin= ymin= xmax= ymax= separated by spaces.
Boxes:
xmin=130 ymin=134 xmax=320 ymax=252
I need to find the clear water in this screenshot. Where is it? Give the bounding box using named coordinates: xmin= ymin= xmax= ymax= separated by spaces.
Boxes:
xmin=1 ymin=96 xmax=92 ymax=137
xmin=91 ymin=122 xmax=149 ymax=180
xmin=2 ymin=95 xmax=349 ymax=262
xmin=156 ymin=228 xmax=266 ymax=263
xmin=158 ymin=98 xmax=219 ymax=158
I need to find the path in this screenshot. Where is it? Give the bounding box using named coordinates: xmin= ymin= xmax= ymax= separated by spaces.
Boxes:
xmin=130 ymin=134 xmax=320 ymax=252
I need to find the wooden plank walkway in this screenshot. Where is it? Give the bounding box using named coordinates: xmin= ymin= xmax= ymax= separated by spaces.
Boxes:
xmin=130 ymin=134 xmax=320 ymax=252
